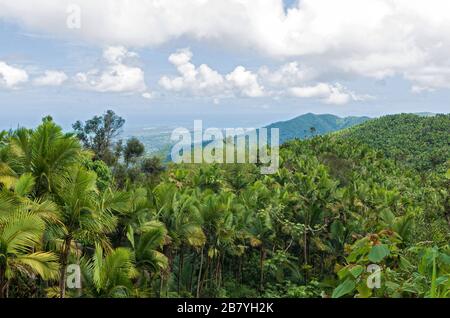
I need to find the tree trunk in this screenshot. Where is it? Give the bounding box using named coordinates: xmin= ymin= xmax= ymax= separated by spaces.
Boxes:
xmin=178 ymin=249 xmax=184 ymax=294
xmin=0 ymin=266 xmax=7 ymax=299
xmin=237 ymin=256 xmax=244 ymax=283
xmin=203 ymin=255 xmax=210 ymax=290
xmin=259 ymin=247 xmax=266 ymax=292
xmin=215 ymin=254 xmax=221 ymax=285
xmin=218 ymin=254 xmax=224 ymax=289
xmin=303 ymin=228 xmax=309 ymax=284
xmin=196 ymin=246 xmax=204 ymax=298
xmin=303 ymin=229 xmax=308 ymax=265
xmin=161 ymin=245 xmax=172 ymax=297
xmin=189 ymin=253 xmax=195 ymax=294
xmin=159 ymin=274 xmax=164 ymax=297
xmin=59 ymin=237 xmax=72 ymax=299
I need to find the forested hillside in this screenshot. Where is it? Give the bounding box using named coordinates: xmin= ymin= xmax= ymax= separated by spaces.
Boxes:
xmin=338 ymin=113 xmax=450 ymax=172
xmin=266 ymin=113 xmax=370 ymax=144
xmin=0 ymin=112 xmax=448 ymax=299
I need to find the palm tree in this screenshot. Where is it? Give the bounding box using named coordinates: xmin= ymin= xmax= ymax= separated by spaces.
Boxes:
xmin=127 ymin=221 xmax=168 ymax=293
xmin=80 ymin=244 xmax=138 ymax=298
xmin=150 ymin=183 xmax=205 ymax=295
xmin=7 ymin=117 xmax=83 ymax=196
xmin=53 ymin=165 xmax=117 ymax=298
xmin=2 ymin=173 xmax=61 ymax=222
xmin=109 ymin=188 xmax=151 ymax=246
xmin=0 ymin=170 xmax=62 ymax=297
xmin=197 ymin=191 xmax=236 ymax=296
xmin=0 ymin=207 xmax=59 ymax=298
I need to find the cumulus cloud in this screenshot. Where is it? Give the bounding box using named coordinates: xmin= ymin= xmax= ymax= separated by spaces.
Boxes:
xmin=159 ymin=49 xmax=264 ymax=98
xmin=0 ymin=61 xmax=28 ymax=88
xmin=158 ymin=49 xmax=377 ymax=104
xmin=33 ymin=70 xmax=68 ymax=86
xmin=75 ymin=46 xmax=147 ymax=94
xmin=103 ymin=46 xmax=138 ymax=64
xmin=290 ymin=83 xmax=373 ymax=105
xmin=406 ymin=66 xmax=450 ymax=93
xmin=1 ymin=0 xmax=450 ymax=91
xmin=226 ymin=66 xmax=265 ymax=97
xmin=259 ymin=62 xmax=315 ymax=87
xmin=3 ymin=0 xmax=450 ymax=93
xmin=159 ymin=49 xmax=225 ymax=96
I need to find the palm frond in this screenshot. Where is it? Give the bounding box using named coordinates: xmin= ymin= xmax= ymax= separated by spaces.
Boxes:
xmin=15 ymin=252 xmax=59 ymax=281
xmin=1 ymin=212 xmax=45 ymax=255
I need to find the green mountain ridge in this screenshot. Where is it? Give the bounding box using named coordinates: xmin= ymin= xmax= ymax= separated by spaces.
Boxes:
xmin=265 ymin=113 xmax=371 ymax=144
xmin=337 ymin=113 xmax=450 ymax=172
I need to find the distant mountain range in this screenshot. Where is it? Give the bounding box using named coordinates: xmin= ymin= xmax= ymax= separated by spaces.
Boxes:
xmin=265 ymin=113 xmax=371 ymax=144
xmin=132 ymin=112 xmax=444 ymax=160
xmin=130 ymin=113 xmax=372 ymax=157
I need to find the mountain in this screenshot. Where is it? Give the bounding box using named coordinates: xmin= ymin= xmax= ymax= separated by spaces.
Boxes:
xmin=337 ymin=113 xmax=450 ymax=172
xmin=265 ymin=113 xmax=371 ymax=144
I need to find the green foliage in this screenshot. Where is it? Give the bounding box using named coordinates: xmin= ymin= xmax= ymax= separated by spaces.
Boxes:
xmin=0 ymin=113 xmax=448 ymax=299
xmin=80 ymin=244 xmax=138 ymax=298
xmin=124 ymin=137 xmax=145 ymax=166
xmin=72 ymin=110 xmax=125 ymax=165
xmin=340 ymin=113 xmax=450 ymax=172
xmin=0 ymin=187 xmax=59 ymax=297
xmin=82 ymin=158 xmax=113 ymax=191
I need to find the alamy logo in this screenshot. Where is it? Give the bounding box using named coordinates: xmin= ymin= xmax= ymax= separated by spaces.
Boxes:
xmin=66 ymin=4 xmax=81 ymax=29
xmin=366 ymin=264 xmax=381 ymax=289
xmin=66 ymin=264 xmax=81 ymax=290
xmin=171 ymin=120 xmax=279 ymax=174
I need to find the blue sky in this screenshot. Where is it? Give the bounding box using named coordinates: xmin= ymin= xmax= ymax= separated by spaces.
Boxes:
xmin=0 ymin=0 xmax=449 ymax=130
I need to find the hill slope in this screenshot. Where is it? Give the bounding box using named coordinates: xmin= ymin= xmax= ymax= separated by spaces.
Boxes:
xmin=266 ymin=113 xmax=370 ymax=144
xmin=338 ymin=113 xmax=450 ymax=172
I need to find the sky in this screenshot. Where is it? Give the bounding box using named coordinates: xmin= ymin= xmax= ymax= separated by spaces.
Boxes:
xmin=0 ymin=0 xmax=449 ymax=130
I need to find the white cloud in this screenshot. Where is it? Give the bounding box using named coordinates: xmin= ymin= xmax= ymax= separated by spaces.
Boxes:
xmin=158 ymin=49 xmax=377 ymax=103
xmin=159 ymin=49 xmax=225 ymax=96
xmin=2 ymin=0 xmax=450 ymax=93
xmin=142 ymin=92 xmax=154 ymax=99
xmin=103 ymin=46 xmax=138 ymax=64
xmin=75 ymin=46 xmax=146 ymax=94
xmin=226 ymin=66 xmax=265 ymax=98
xmin=0 ymin=61 xmax=28 ymax=88
xmin=33 ymin=70 xmax=68 ymax=86
xmin=259 ymin=62 xmax=315 ymax=87
xmin=159 ymin=49 xmax=264 ymax=98
xmin=290 ymin=83 xmax=372 ymax=105
xmin=406 ymin=66 xmax=450 ymax=93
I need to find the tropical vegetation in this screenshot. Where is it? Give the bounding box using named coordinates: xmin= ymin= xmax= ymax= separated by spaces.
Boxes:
xmin=0 ymin=112 xmax=448 ymax=298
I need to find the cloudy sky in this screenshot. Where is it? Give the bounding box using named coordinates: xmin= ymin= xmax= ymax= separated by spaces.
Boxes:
xmin=0 ymin=0 xmax=449 ymax=129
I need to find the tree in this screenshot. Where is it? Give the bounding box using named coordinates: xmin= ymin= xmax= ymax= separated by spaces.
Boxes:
xmin=1 ymin=113 xmax=449 ymax=299
xmin=124 ymin=137 xmax=145 ymax=167
xmin=142 ymin=157 xmax=165 ymax=176
xmin=80 ymin=244 xmax=138 ymax=298
xmin=0 ymin=196 xmax=59 ymax=298
xmin=7 ymin=117 xmax=83 ymax=196
xmin=72 ymin=110 xmax=125 ymax=165
xmin=150 ymin=183 xmax=205 ymax=296
xmin=82 ymin=157 xmax=113 ymax=191
xmin=54 ymin=165 xmax=117 ymax=298
xmin=127 ymin=221 xmax=168 ymax=291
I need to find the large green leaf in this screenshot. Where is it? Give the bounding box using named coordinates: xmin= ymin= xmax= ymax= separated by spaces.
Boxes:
xmin=349 ymin=265 xmax=364 ymax=278
xmin=332 ymin=278 xmax=356 ymax=298
xmin=368 ymin=244 xmax=390 ymax=263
